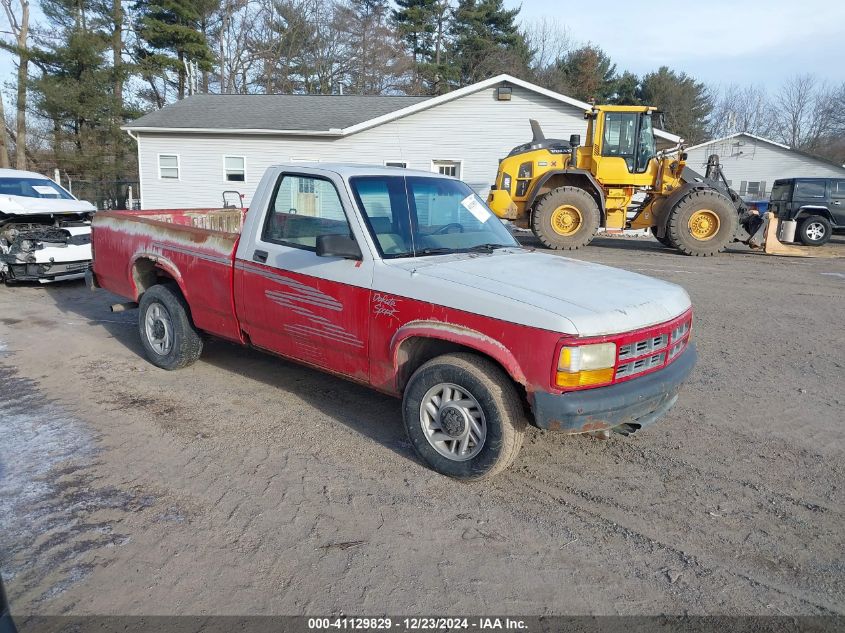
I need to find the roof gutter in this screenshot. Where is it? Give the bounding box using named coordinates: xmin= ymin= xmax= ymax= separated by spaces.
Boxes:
xmin=121 ymin=126 xmax=344 ymax=137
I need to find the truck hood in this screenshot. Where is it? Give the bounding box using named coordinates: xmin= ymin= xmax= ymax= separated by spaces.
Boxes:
xmin=389 ymin=249 xmax=691 ymax=336
xmin=0 ymin=195 xmax=96 ymax=215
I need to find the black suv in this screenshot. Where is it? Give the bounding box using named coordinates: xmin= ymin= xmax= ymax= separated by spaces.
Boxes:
xmin=769 ymin=178 xmax=845 ymax=245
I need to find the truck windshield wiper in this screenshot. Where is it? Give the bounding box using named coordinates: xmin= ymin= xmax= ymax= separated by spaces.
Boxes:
xmin=463 ymin=243 xmax=511 ymax=253
xmin=415 ymin=247 xmax=455 ymax=256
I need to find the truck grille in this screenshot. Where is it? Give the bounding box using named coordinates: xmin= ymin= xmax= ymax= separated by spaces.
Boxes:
xmin=616 ymin=352 xmax=666 ymax=379
xmin=618 ymin=334 xmax=667 ymax=361
xmin=611 ymin=311 xmax=692 ymax=384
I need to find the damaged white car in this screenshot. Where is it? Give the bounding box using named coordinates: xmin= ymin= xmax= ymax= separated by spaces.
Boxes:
xmin=0 ymin=168 xmax=95 ymax=283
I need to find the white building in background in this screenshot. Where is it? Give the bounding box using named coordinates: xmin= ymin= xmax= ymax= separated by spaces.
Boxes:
xmin=124 ymin=74 xmax=680 ymax=210
xmin=684 ymin=132 xmax=845 ymax=200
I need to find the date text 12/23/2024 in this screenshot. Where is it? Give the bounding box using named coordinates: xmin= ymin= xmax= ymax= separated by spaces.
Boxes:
xmin=308 ymin=617 xmax=528 ymax=630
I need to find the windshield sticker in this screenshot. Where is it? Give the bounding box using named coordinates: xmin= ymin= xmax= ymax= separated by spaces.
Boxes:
xmin=461 ymin=194 xmax=491 ymax=223
xmin=32 ymin=185 xmax=58 ymax=195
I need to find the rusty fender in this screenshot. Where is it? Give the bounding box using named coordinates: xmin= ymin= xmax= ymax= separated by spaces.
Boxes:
xmin=389 ymin=320 xmax=530 ymax=389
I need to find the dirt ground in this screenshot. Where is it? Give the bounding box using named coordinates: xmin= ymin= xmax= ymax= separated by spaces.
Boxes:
xmin=1 ymin=235 xmax=844 ymax=617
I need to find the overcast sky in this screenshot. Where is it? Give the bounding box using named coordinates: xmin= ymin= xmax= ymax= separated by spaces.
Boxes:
xmin=515 ymin=0 xmax=845 ymax=88
xmin=1 ymin=0 xmax=843 ymax=95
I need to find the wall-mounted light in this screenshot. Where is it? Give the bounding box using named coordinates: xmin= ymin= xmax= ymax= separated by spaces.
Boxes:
xmin=497 ymin=86 xmax=512 ymax=101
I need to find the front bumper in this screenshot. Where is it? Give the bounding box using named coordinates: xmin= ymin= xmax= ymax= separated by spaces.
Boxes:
xmin=4 ymin=259 xmax=91 ymax=283
xmin=531 ymin=344 xmax=697 ymax=433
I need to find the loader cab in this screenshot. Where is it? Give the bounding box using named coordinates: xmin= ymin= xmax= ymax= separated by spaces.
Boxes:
xmin=587 ymin=106 xmax=660 ymax=187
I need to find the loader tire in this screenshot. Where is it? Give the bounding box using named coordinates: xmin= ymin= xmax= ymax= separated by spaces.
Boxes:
xmin=666 ymin=189 xmax=738 ymax=256
xmin=650 ymin=226 xmax=675 ymax=248
xmin=531 ymin=186 xmax=600 ymax=250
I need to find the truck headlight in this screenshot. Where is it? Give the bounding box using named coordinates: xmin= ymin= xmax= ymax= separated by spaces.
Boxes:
xmin=556 ymin=342 xmax=616 ymax=388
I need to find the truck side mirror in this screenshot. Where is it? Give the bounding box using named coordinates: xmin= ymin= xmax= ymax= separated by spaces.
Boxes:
xmin=316 ymin=234 xmax=362 ymax=260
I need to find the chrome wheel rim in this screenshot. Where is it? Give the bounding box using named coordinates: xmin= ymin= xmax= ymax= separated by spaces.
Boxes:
xmin=144 ymin=302 xmax=173 ymax=356
xmin=806 ymin=222 xmax=826 ymax=241
xmin=419 ymin=382 xmax=486 ymax=461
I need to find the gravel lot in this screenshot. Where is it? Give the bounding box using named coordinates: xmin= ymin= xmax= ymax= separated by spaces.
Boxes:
xmin=1 ymin=235 xmax=844 ymax=617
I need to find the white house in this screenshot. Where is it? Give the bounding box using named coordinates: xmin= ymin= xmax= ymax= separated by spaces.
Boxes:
xmin=684 ymin=132 xmax=845 ymax=200
xmin=124 ymin=74 xmax=681 ymax=210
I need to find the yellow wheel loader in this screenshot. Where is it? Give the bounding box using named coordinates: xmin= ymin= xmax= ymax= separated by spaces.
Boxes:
xmin=487 ymin=105 xmax=746 ymax=256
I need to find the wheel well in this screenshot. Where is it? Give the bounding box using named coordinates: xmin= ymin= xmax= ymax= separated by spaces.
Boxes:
xmin=395 ymin=337 xmax=529 ymax=411
xmin=795 ymin=208 xmax=834 ymax=223
xmin=132 ymin=257 xmax=179 ymax=298
xmin=531 ymin=173 xmax=604 ymax=219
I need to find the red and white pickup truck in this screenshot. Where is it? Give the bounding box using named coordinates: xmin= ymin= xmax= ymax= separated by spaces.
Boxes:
xmin=89 ymin=164 xmax=696 ymax=479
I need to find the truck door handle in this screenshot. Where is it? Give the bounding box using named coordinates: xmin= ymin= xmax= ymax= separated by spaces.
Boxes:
xmin=834 ymin=200 xmax=841 ymax=205
xmin=253 ymin=249 xmax=268 ymax=263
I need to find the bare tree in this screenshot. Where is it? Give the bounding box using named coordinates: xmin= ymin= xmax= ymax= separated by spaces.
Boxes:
xmin=1 ymin=0 xmax=29 ymax=169
xmin=771 ymin=74 xmax=843 ymax=152
xmin=0 ymin=92 xmax=10 ymax=167
xmin=709 ymin=83 xmax=776 ymax=139
xmin=525 ymin=17 xmax=571 ymax=72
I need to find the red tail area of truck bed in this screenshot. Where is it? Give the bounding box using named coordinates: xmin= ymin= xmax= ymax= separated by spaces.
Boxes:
xmin=91 ymin=209 xmax=246 ymax=343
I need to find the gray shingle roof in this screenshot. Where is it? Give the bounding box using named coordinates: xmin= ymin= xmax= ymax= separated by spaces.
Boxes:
xmin=127 ymin=94 xmax=431 ymax=132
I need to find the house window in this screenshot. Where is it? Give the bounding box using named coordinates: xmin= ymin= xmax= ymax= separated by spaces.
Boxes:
xmin=384 ymin=161 xmax=407 ymax=168
xmin=158 ymin=154 xmax=179 ymax=179
xmin=433 ymin=160 xmax=461 ymax=178
xmin=746 ymin=181 xmax=761 ymax=196
xmin=224 ymin=156 xmax=246 ymax=182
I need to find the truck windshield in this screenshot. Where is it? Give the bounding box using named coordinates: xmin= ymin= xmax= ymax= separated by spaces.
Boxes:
xmin=0 ymin=177 xmax=74 ymax=200
xmin=349 ymin=175 xmax=519 ymax=258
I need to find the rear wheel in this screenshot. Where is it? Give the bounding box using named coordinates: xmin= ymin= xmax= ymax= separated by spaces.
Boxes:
xmin=666 ymin=189 xmax=739 ymax=256
xmin=138 ymin=283 xmax=203 ymax=370
xmin=402 ymin=353 xmax=526 ymax=480
xmin=531 ymin=186 xmax=600 ymax=250
xmin=797 ymin=215 xmax=832 ymax=246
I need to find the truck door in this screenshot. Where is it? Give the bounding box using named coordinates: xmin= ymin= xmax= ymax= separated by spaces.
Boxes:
xmin=235 ymin=171 xmax=373 ymax=380
xmin=831 ymin=179 xmax=845 ymax=226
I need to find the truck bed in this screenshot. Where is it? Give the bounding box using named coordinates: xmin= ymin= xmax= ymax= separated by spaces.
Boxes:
xmin=92 ymin=208 xmax=246 ymax=342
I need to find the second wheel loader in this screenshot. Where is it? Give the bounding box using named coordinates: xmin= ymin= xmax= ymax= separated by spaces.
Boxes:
xmin=487 ymin=105 xmax=746 ymax=256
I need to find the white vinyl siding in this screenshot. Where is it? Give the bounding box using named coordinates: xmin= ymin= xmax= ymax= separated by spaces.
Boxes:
xmin=685 ymin=135 xmax=845 ymax=200
xmin=158 ymin=154 xmax=180 ymax=180
xmin=136 ymin=85 xmax=589 ymax=209
xmin=224 ymin=155 xmax=246 ymax=182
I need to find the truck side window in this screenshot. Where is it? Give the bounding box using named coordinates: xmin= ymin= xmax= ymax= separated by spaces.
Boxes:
xmin=794 ymin=181 xmax=826 ymax=199
xmin=262 ymin=174 xmax=352 ymax=251
xmin=832 ymin=180 xmax=845 ymax=198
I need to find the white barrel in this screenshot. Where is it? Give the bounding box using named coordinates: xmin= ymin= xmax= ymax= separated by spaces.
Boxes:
xmin=779 ymin=220 xmax=798 ymax=243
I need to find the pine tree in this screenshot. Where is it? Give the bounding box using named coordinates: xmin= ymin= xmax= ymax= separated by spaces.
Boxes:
xmin=31 ymin=0 xmax=137 ymax=205
xmin=133 ymin=0 xmax=217 ymax=100
xmin=449 ymin=0 xmax=528 ymax=88
xmin=640 ymin=66 xmax=712 ymax=143
xmin=612 ymin=70 xmax=640 ymax=105
xmin=391 ymin=0 xmax=439 ymax=92
xmin=554 ymin=44 xmax=616 ymax=102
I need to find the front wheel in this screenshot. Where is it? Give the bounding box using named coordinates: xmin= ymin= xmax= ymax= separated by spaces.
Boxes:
xmin=138 ymin=283 xmax=203 ymax=370
xmin=402 ymin=353 xmax=526 ymax=480
xmin=531 ymin=186 xmax=600 ymax=250
xmin=666 ymin=188 xmax=739 ymax=256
